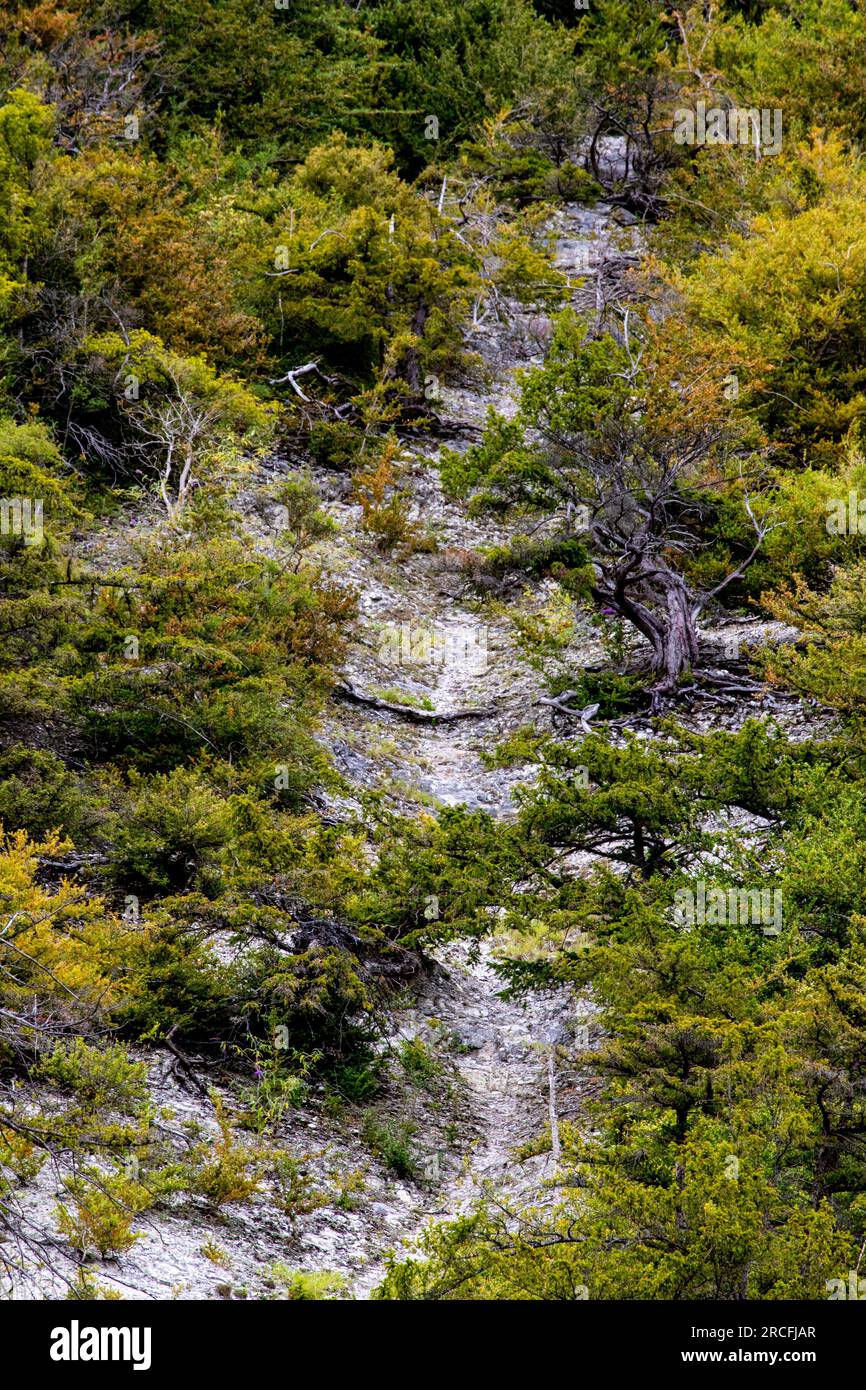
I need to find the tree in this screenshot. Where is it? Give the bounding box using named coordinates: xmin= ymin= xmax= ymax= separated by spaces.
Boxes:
xmin=0 ymin=89 xmax=54 ymax=325
xmin=574 ymin=0 xmax=681 ymax=217
xmin=254 ymin=133 xmax=565 ymax=405
xmin=442 ymin=312 xmax=775 ymax=704
xmin=81 ymin=330 xmax=275 ymax=518
xmin=678 ymin=134 xmax=866 ymax=463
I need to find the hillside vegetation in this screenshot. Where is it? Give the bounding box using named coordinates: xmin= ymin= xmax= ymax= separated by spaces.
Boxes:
xmin=2 ymin=0 xmax=866 ymax=1302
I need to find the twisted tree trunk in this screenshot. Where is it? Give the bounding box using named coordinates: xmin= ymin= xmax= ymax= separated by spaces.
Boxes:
xmin=594 ymin=563 xmax=702 ymax=707
xmin=658 ymin=576 xmax=700 ymax=695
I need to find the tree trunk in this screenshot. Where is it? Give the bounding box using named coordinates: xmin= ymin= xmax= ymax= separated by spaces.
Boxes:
xmin=654 ymin=577 xmax=700 ymax=702
xmin=594 ymin=566 xmax=701 ymax=707
xmin=401 ymin=299 xmax=429 ymax=398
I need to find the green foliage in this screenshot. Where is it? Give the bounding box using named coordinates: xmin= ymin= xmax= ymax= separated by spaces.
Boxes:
xmin=440 ymin=313 xmax=632 ymax=513
xmin=269 ymin=1153 xmax=329 ymax=1222
xmin=66 ymin=530 xmax=352 ymax=774
xmin=268 ymin=1264 xmax=345 ymax=1300
xmin=0 ymin=744 xmax=84 ymax=837
xmin=131 ymin=0 xmax=574 ymax=169
xmin=0 ymin=1122 xmax=44 ymax=1189
xmin=269 ymin=476 xmax=336 ymax=570
xmin=362 ymin=1112 xmax=417 ymax=1179
xmin=700 ymin=0 xmax=866 ymax=148
xmin=38 ymin=1039 xmax=148 ymax=1113
xmin=109 ymin=768 xmax=234 ymax=897
xmin=117 ymin=916 xmax=236 ymax=1043
xmin=764 ymin=556 xmax=866 ymax=716
xmin=0 ymin=89 xmax=54 ymax=320
xmin=328 ymin=1055 xmax=384 ymax=1105
xmin=80 ymin=329 xmax=276 ymax=511
xmin=679 ymin=135 xmax=866 ymax=462
xmin=399 ymin=1037 xmax=442 ymax=1087
xmin=555 ymin=668 xmax=645 ymax=718
xmin=247 ymin=939 xmax=375 ymax=1065
xmin=353 ymin=437 xmax=425 ymax=552
xmin=306 ymin=419 xmax=365 ymax=470
xmin=372 ymin=712 xmax=866 ymax=1298
xmin=376 ymin=1142 xmax=853 ymax=1300
xmin=56 ymin=1168 xmax=152 ymax=1260
xmin=187 ymin=1095 xmax=261 ymax=1208
xmin=6 ymin=0 xmax=866 ymax=1306
xmin=237 ymin=1039 xmax=318 ymax=1134
xmin=0 ymin=416 xmax=79 ymax=519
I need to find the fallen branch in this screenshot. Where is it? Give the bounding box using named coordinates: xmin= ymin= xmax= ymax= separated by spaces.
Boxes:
xmin=268 ymin=359 xmax=341 ymax=401
xmin=334 ymin=679 xmax=495 ymax=724
xmin=535 ymin=693 xmax=600 ymax=731
xmin=162 ymin=1025 xmax=210 ymax=1096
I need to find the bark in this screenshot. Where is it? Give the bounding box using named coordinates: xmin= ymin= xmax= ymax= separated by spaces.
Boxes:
xmin=595 ymin=563 xmax=703 ymax=708
xmin=655 ymin=575 xmax=701 ymax=699
xmin=401 ymin=299 xmax=429 ymax=397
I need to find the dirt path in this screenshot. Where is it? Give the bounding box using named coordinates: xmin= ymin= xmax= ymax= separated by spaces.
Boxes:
xmin=312 ymin=199 xmax=621 ymax=817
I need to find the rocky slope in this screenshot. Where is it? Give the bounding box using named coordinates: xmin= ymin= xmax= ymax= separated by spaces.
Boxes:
xmin=5 ymin=189 xmax=832 ymax=1302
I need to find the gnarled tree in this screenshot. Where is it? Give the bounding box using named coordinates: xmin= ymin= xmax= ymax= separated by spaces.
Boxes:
xmin=441 ymin=311 xmax=775 ymax=706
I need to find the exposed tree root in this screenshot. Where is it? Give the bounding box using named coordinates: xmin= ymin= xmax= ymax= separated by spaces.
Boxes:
xmin=534 ymin=663 xmax=769 ymax=729
xmin=333 ymin=679 xmax=495 ymax=723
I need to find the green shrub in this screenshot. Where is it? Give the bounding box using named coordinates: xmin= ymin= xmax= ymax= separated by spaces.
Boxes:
xmin=119 ymin=919 xmax=237 ymax=1042
xmin=270 ymin=1153 xmax=328 ymax=1221
xmin=0 ymin=745 xmax=84 ymax=837
xmin=362 ymin=1112 xmax=416 ymax=1178
xmin=246 ymin=941 xmax=375 ymax=1064
xmin=56 ymin=1169 xmax=152 ymax=1259
xmin=268 ymin=1264 xmax=345 ymax=1300
xmin=237 ymin=1038 xmax=318 ymax=1133
xmin=187 ymin=1096 xmax=261 ymax=1208
xmin=329 ymin=1054 xmax=384 ymax=1104
xmin=270 ymin=477 xmax=335 ymax=569
xmin=38 ymin=1038 xmax=148 ymax=1113
xmin=306 ymin=421 xmax=364 ymax=470
xmin=108 ymin=769 xmax=232 ymax=896
xmin=399 ymin=1037 xmax=442 ymax=1085
xmin=0 ymin=1123 xmax=45 ymax=1187
xmin=550 ymin=669 xmax=646 ymax=719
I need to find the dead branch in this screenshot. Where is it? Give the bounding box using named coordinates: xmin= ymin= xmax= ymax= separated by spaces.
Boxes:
xmin=333 ymin=679 xmax=495 ymax=723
